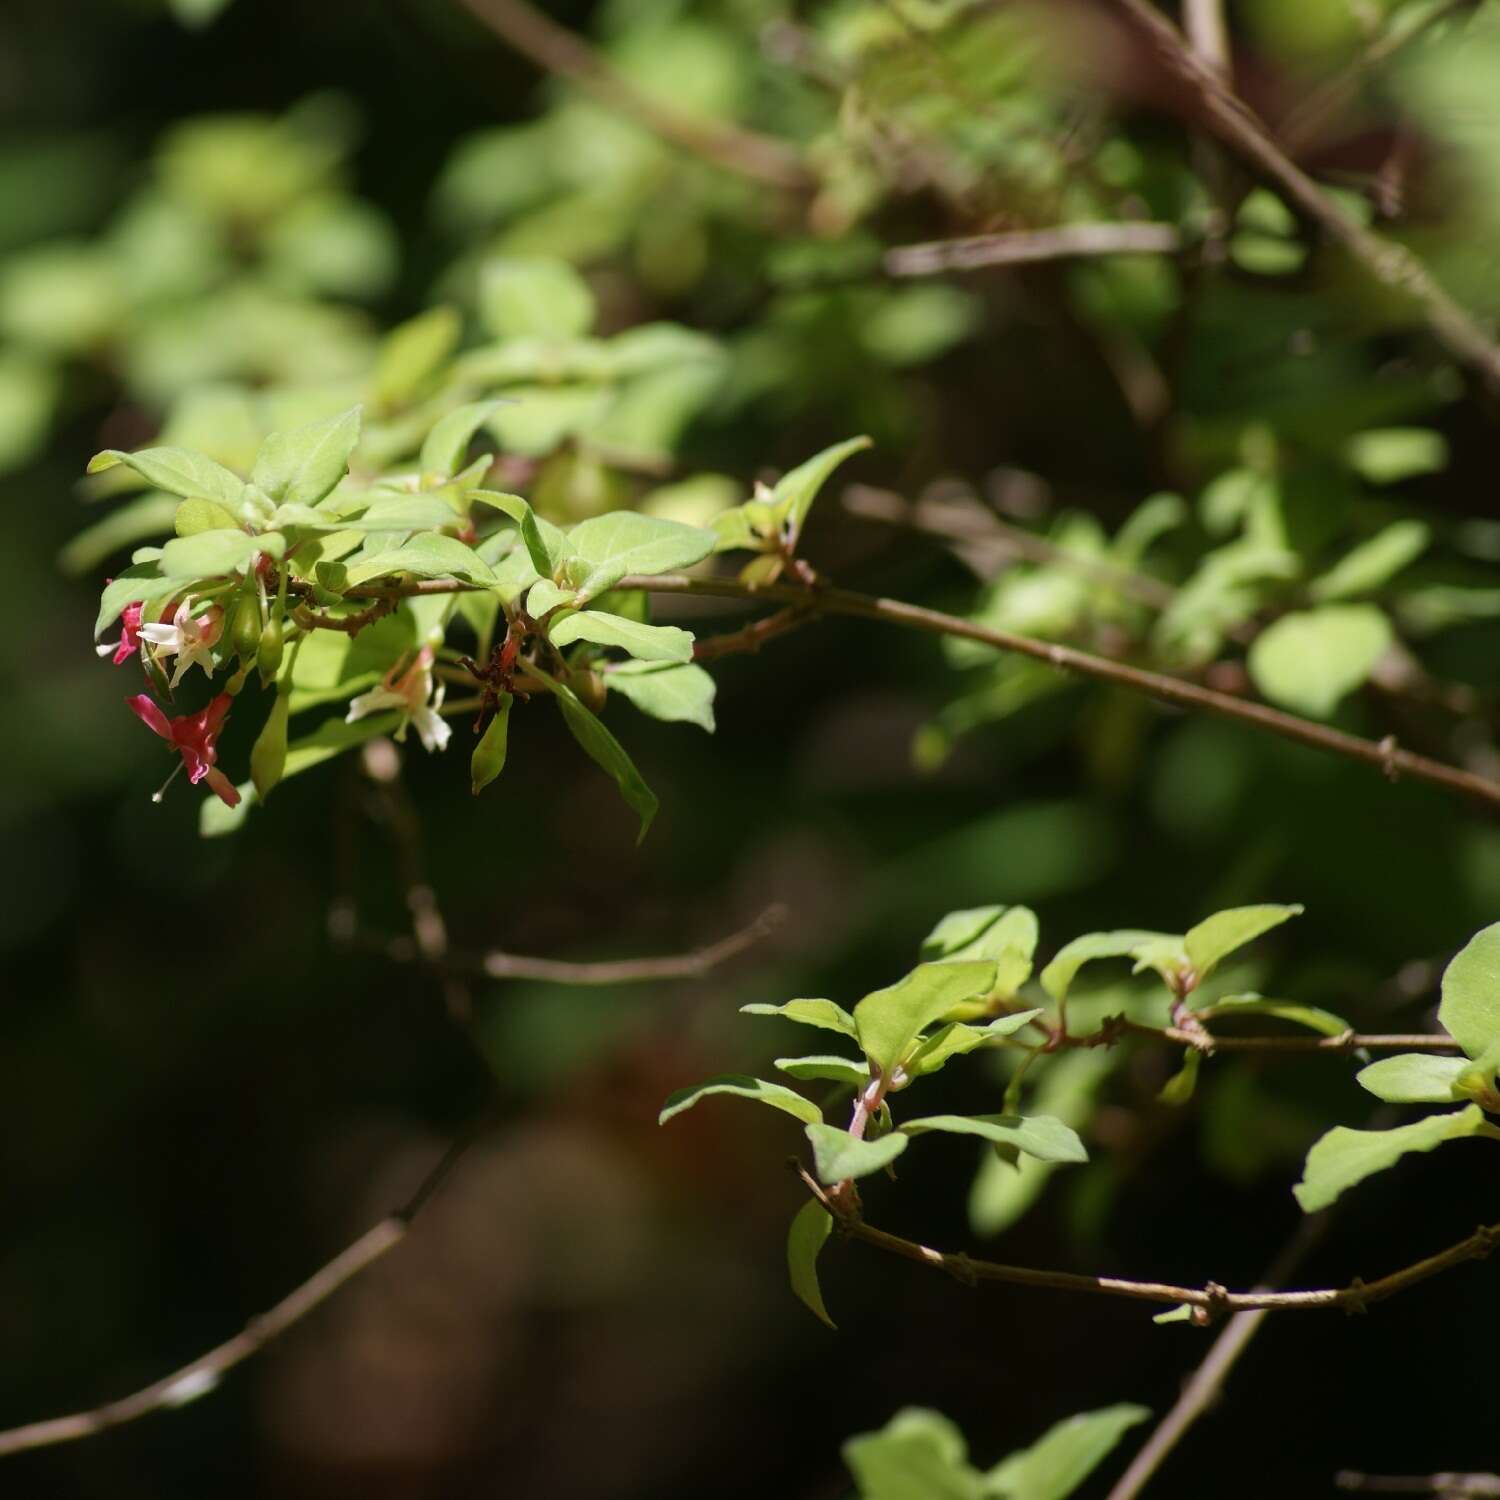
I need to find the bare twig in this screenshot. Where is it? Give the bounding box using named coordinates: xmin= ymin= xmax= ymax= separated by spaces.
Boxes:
xmin=800 ymin=1165 xmax=1500 ymax=1317
xmin=0 ymin=1131 xmax=478 ymax=1460
xmin=1070 ymin=1019 xmax=1461 ymax=1055
xmin=1336 ymin=1474 xmax=1500 ymax=1497
xmin=1183 ymin=0 xmax=1231 ymax=79
xmin=291 ymin=596 xmax=398 ymax=637
xmin=886 ymin=221 xmax=1183 ymax=277
xmin=1110 ymin=0 xmax=1500 ymax=392
xmin=453 ymin=0 xmax=812 ymax=191
xmin=690 ymin=607 xmax=813 ymax=662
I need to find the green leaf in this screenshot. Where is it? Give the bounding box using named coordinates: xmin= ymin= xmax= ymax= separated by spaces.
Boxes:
xmin=1293 ymin=1105 xmax=1487 ymax=1212
xmin=986 ymin=1405 xmax=1151 ymax=1500
xmin=551 ymin=610 xmax=693 ymax=663
xmin=527 ymin=579 xmax=577 ymax=618
xmin=420 ymin=400 xmax=500 ymax=478
xmin=480 ymin=256 xmax=596 ymax=340
xmin=775 ymin=1055 xmax=870 ymax=1085
xmin=1310 ymin=521 xmax=1430 ymax=603
xmin=1040 ymin=931 xmax=1175 ymax=1003
xmin=901 ymin=1113 xmax=1089 ymax=1164
xmin=249 ymin=692 xmax=290 ymax=802
xmin=341 ymin=494 xmax=466 ymax=533
xmin=1438 ymin=921 xmax=1500 ymax=1060
xmin=1152 ymin=1305 xmax=1195 ymax=1325
xmin=1200 ymin=995 xmax=1350 ymax=1037
xmin=806 ymin=1122 xmax=909 ymax=1183
xmin=741 ymin=998 xmax=859 ymax=1039
xmin=250 ymin=407 xmax=360 ymax=507
xmin=159 ymin=528 xmax=283 ymax=580
xmin=853 ymin=961 xmax=998 ymax=1075
xmin=920 ymin=906 xmax=1039 ymax=997
xmin=343 ymin=533 xmax=496 ymax=587
xmin=771 ymin=435 xmax=873 ymax=546
xmin=903 ymin=1011 xmax=1042 ymax=1079
xmin=373 ymin=305 xmax=460 ymax=409
xmin=88 ymin=445 xmax=245 ymax=507
xmin=174 ymin=497 xmax=241 ymax=536
xmin=606 ymin=661 xmax=716 ymax=732
xmin=471 ymin=694 xmax=512 ymax=795
xmin=1345 ymin=428 xmax=1448 ymax=484
xmin=473 ymin=489 xmax=569 ymax=580
xmin=787 ymin=1200 xmax=836 ymax=1330
xmin=565 ymin=512 xmax=717 ymax=601
xmin=658 ymin=1074 xmax=822 ymax=1127
xmin=1247 ymin=605 xmax=1393 ymax=718
xmin=95 ymin=564 xmax=178 ymax=637
xmin=1183 ymin=904 xmax=1303 ymax=982
xmin=1157 ymin=1048 xmax=1201 ymax=1106
xmin=845 ymin=1409 xmax=982 ymax=1500
xmin=546 ymin=671 xmax=658 ymax=841
xmin=1357 ymin=1053 xmax=1469 ymax=1104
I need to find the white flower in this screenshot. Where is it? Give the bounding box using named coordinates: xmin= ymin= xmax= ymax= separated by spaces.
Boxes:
xmin=345 ymin=646 xmax=451 ymax=753
xmin=136 ymin=598 xmax=224 ymax=688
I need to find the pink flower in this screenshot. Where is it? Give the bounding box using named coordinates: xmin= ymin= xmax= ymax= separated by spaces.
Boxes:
xmin=137 ymin=597 xmax=224 ymax=688
xmin=97 ymin=600 xmax=145 ymax=666
xmin=128 ymin=693 xmax=241 ymax=808
xmin=345 ymin=646 xmax=450 ymax=753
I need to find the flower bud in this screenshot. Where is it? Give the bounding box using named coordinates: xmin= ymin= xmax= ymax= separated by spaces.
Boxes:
xmin=572 ymin=668 xmax=606 ymax=715
xmin=257 ymin=615 xmax=285 ymax=685
xmin=250 ymin=690 xmax=289 ymax=801
xmin=231 ymin=597 xmax=262 ymax=664
xmin=471 ymin=694 xmax=512 ymax=795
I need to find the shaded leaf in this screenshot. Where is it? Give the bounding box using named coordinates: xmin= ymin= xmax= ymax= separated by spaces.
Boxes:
xmin=1040 ymin=930 xmax=1175 ymax=1003
xmin=551 ymin=611 xmax=693 ymax=663
xmin=546 ymin=671 xmax=658 ymax=840
xmin=1293 ymin=1105 xmax=1486 ymax=1212
xmin=901 ymin=1114 xmax=1088 ymax=1164
xmin=607 ymin=661 xmax=716 ymax=732
xmin=986 ymin=1404 xmax=1151 ymax=1500
xmin=1357 ymin=1053 xmax=1469 ymax=1104
xmin=787 ymin=1200 xmax=836 ymax=1330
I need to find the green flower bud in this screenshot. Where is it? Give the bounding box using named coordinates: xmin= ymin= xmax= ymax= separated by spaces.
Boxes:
xmin=250 ymin=690 xmax=289 ymax=801
xmin=257 ymin=615 xmax=285 ymax=685
xmin=470 ymin=694 xmax=512 ymax=796
xmin=231 ymin=597 xmax=262 ymax=664
xmin=572 ymin=668 xmax=606 ymax=715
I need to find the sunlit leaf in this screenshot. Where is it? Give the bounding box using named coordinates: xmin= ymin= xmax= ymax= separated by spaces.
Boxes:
xmin=658 ymin=1074 xmax=822 ymax=1127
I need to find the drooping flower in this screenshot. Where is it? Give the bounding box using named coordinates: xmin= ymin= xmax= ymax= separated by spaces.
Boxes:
xmin=345 ymin=645 xmax=451 ymax=753
xmin=97 ymin=600 xmax=145 ymax=666
xmin=137 ymin=597 xmax=224 ymax=688
xmin=128 ymin=693 xmax=241 ymax=807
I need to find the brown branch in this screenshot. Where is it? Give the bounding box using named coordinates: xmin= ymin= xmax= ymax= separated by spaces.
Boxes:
xmin=613 ymin=573 xmax=1500 ymax=811
xmin=1069 ymin=1018 xmax=1461 ymax=1055
xmin=886 ymin=221 xmax=1183 ymax=276
xmin=291 ymin=596 xmax=399 ymax=636
xmin=690 ymin=606 xmax=813 ymax=662
xmin=801 ymin=1166 xmax=1500 ymax=1317
xmin=1110 ymin=0 xmax=1500 ymax=392
xmin=453 ymin=0 xmax=813 ymax=191
xmin=1336 ymin=1475 xmax=1500 ymax=1497
xmin=0 ymin=1131 xmax=478 ymax=1460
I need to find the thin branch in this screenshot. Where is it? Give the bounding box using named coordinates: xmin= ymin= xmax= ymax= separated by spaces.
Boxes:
xmin=613 ymin=573 xmax=1500 ymax=811
xmin=290 ymin=596 xmax=398 ymax=637
xmin=1069 ymin=1018 xmax=1461 ymax=1055
xmin=1336 ymin=1475 xmax=1500 ymax=1497
xmin=1182 ymin=0 xmax=1231 ymax=79
xmin=452 ymin=0 xmax=812 ymax=191
xmin=359 ymin=902 xmax=788 ymax=985
xmin=801 ymin=1166 xmax=1500 ymax=1317
xmin=886 ymin=221 xmax=1183 ymax=277
xmin=689 ymin=606 xmax=814 ymax=662
xmin=0 ymin=1131 xmax=478 ymax=1460
xmin=1110 ymin=0 xmax=1500 ymax=392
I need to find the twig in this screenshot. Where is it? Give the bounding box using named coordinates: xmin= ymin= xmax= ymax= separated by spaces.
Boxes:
xmin=1069 ymin=1019 xmax=1461 ymax=1055
xmin=0 ymin=1130 xmax=478 ymax=1460
xmin=1336 ymin=1474 xmax=1500 ymax=1497
xmin=358 ymin=903 xmax=788 ymax=985
xmin=886 ymin=222 xmax=1183 ymax=276
xmin=1183 ymin=0 xmax=1231 ymax=79
xmin=290 ymin=597 xmax=398 ymax=637
xmin=691 ymin=607 xmax=813 ymax=662
xmin=800 ymin=1166 xmax=1500 ymax=1316
xmin=1110 ymin=0 xmax=1500 ymax=392
xmin=453 ymin=0 xmax=812 ymax=191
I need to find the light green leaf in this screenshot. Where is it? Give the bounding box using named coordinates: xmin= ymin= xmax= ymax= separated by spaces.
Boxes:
xmin=420 ymin=400 xmax=500 ymax=478
xmin=806 ymin=1122 xmax=909 ymax=1183
xmin=1040 ymin=931 xmax=1175 ymax=1003
xmin=853 ymin=961 xmax=998 ymax=1075
xmin=373 ymin=305 xmax=460 ymax=409
xmin=771 ymin=434 xmax=873 ymax=545
xmin=776 ymin=1055 xmax=870 ymax=1085
xmin=342 ymin=494 xmax=465 ymax=533
xmin=845 ymin=1409 xmax=982 ymax=1500
xmin=1345 ymin=428 xmax=1448 ymax=485
xmin=174 ymin=497 xmax=240 ymax=536
xmin=1152 ymin=1305 xmax=1195 ymax=1325
xmin=546 ymin=671 xmax=658 ymax=840
xmin=565 ymin=512 xmax=717 ymax=601
xmin=1184 ymin=904 xmax=1303 ymax=982
xmin=527 ymin=579 xmax=577 ymax=618
xmin=480 ymin=256 xmax=596 ymax=340
xmin=986 ymin=1405 xmax=1151 ymax=1500
xmin=606 ymin=661 xmax=716 ymax=732
xmin=1438 ymin=921 xmax=1500 ymax=1060
xmin=343 ymin=533 xmax=496 ymax=587
xmin=741 ymin=998 xmax=859 ymax=1039
xmin=159 ymin=528 xmax=283 ymax=580
xmin=787 ymin=1200 xmax=836 ymax=1330
xmin=88 ymin=445 xmax=244 ymax=507
xmin=472 ymin=489 xmax=569 ymax=579
xmin=920 ymin=906 xmax=1039 ymax=997
xmin=95 ymin=564 xmax=179 ymax=637
xmin=551 ymin=611 xmax=693 ymax=663
xmin=1247 ymin=605 xmax=1393 ymax=718
xmin=1293 ymin=1105 xmax=1487 ymax=1212
xmin=1157 ymin=1048 xmax=1201 ymax=1106
xmin=1357 ymin=1053 xmax=1469 ymax=1104
xmin=901 ymin=1114 xmax=1088 ymax=1164
xmin=658 ymin=1074 xmax=821 ymax=1127
xmin=903 ymin=1011 xmax=1042 ymax=1080
xmin=1200 ymin=995 xmax=1349 ymax=1037
xmin=250 ymin=406 xmax=360 ymax=507
xmin=1310 ymin=521 xmax=1430 ymax=603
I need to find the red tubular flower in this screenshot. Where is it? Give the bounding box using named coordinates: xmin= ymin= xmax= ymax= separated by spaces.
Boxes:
xmin=127 ymin=693 xmax=241 ymax=808
xmin=97 ymin=600 xmax=144 ymax=666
